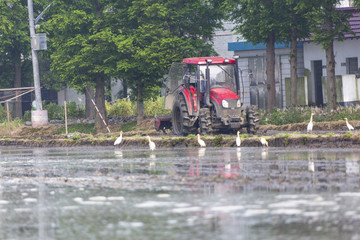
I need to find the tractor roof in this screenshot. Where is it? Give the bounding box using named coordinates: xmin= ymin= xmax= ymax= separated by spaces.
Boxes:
xmin=183 ymin=57 xmax=236 ymax=65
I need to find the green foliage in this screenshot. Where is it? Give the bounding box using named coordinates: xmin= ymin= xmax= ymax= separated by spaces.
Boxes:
xmin=53 ymin=123 xmax=96 ymax=135
xmin=44 ymin=102 xmax=64 ymax=120
xmin=71 ymin=135 xmax=81 ymax=140
xmin=0 ymin=105 xmax=8 ymax=122
xmin=119 ymin=121 xmax=137 ymax=132
xmin=344 ymin=131 xmax=352 ymax=138
xmin=259 ymin=107 xmax=310 ymax=125
xmin=212 ymin=135 xmax=223 ymax=146
xmin=41 ymin=101 xmax=85 ymax=120
xmin=106 ymin=99 xmax=135 ymax=117
xmin=106 ymin=96 xmax=171 ymax=117
xmin=66 ymin=102 xmax=85 ymax=119
xmin=144 ymin=97 xmax=171 ymax=117
xmin=308 ymin=0 xmax=352 ymax=49
xmin=259 ymin=106 xmax=360 ymax=125
xmin=23 ymin=110 xmax=31 ymax=121
xmin=240 ymin=134 xmax=248 ymax=139
xmin=225 ymin=0 xmax=289 ymax=44
xmin=326 ymin=132 xmax=335 ymax=136
xmin=0 ymin=118 xmax=23 ymax=130
xmin=85 ymin=136 xmax=94 ymax=141
xmin=301 ymin=135 xmax=309 ymax=145
xmin=0 ymin=0 xmax=38 ymax=89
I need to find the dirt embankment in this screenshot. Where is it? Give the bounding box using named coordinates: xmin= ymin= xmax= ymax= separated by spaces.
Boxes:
xmin=0 ymin=119 xmax=359 ymax=148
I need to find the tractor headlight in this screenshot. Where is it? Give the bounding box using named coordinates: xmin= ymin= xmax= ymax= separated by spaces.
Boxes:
xmin=237 ymin=99 xmax=241 ymax=108
xmin=222 ymin=100 xmax=229 ymax=108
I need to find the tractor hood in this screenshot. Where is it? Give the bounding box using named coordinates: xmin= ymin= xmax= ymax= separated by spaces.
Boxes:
xmin=210 ymin=88 xmax=239 ymax=104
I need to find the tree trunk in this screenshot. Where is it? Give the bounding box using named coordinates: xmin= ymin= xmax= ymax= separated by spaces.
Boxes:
xmin=136 ymin=85 xmax=144 ymax=123
xmin=123 ymin=79 xmax=128 ymax=98
xmin=290 ymin=12 xmax=298 ymax=107
xmin=85 ymin=86 xmax=95 ymax=120
xmin=13 ymin=48 xmax=22 ymax=118
xmin=266 ymin=31 xmax=276 ymax=112
xmin=94 ymin=76 xmax=107 ymax=130
xmin=326 ymin=40 xmax=336 ymax=110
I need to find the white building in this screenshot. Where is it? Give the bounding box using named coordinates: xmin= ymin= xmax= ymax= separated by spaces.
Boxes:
xmin=228 ymin=6 xmax=359 ymax=109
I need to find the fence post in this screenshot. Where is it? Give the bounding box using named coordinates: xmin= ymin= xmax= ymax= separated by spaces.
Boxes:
xmin=6 ymin=101 xmax=10 ymax=132
xmin=64 ymin=101 xmax=68 ymax=135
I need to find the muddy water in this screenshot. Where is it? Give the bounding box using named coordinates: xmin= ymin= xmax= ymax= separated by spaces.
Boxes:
xmin=0 ymin=146 xmax=360 ymax=240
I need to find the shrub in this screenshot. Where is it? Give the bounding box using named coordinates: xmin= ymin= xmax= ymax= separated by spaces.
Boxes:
xmin=259 ymin=105 xmax=360 ymax=125
xmin=43 ymin=102 xmax=64 ymax=120
xmin=67 ymin=101 xmax=85 ymax=119
xmin=71 ymin=135 xmax=81 ymax=140
xmin=212 ymin=135 xmax=223 ymax=146
xmin=23 ymin=110 xmax=31 ymax=121
xmin=344 ymin=131 xmax=352 ymax=138
xmin=144 ymin=97 xmax=171 ymax=117
xmin=106 ymin=98 xmax=135 ymax=117
xmin=0 ymin=105 xmax=7 ymax=122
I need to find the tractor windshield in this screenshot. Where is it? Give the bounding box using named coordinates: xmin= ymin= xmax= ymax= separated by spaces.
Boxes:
xmin=199 ymin=64 xmax=236 ymax=92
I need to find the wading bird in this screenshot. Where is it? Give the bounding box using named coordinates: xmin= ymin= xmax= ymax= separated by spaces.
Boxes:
xmin=236 ymin=131 xmax=241 ymax=147
xmin=260 ymin=137 xmax=268 ymax=147
xmin=344 ymin=118 xmax=354 ymax=131
xmin=114 ymin=131 xmax=123 ymax=146
xmin=307 ymin=113 xmax=314 ymax=133
xmin=197 ymin=134 xmax=206 ymax=147
xmin=147 ymin=136 xmax=156 ymax=151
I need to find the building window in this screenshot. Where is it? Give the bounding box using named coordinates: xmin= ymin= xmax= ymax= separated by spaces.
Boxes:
xmin=346 ymin=57 xmax=358 ymax=74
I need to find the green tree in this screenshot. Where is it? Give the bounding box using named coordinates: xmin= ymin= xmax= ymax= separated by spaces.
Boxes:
xmin=0 ymin=0 xmax=31 ymax=118
xmin=43 ymin=0 xmax=118 ymax=129
xmin=110 ymin=0 xmax=223 ymax=122
xmin=224 ymin=0 xmax=289 ymax=112
xmin=285 ymin=1 xmax=312 ymax=107
xmin=0 ymin=0 xmax=51 ymax=118
xmin=304 ymin=0 xmax=353 ymax=110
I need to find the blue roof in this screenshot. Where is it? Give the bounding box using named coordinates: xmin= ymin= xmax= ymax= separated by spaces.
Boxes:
xmin=228 ymin=42 xmax=303 ymax=51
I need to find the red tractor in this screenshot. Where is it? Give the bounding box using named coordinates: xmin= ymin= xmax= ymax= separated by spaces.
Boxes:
xmin=155 ymin=57 xmax=259 ymax=135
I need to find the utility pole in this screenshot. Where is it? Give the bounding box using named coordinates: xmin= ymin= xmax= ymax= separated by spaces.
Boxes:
xmin=27 ymin=0 xmax=42 ymax=111
xmin=28 ymin=0 xmax=48 ymax=127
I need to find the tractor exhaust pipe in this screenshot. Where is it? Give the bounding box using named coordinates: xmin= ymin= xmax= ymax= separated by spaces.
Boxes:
xmin=205 ymin=59 xmax=212 ymax=107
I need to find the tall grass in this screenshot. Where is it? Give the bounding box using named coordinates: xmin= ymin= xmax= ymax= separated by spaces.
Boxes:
xmin=259 ymin=105 xmax=360 ymax=125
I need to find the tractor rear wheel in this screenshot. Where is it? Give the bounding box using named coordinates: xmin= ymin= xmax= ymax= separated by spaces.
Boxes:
xmin=246 ymin=106 xmax=259 ymax=134
xmin=172 ymin=94 xmax=194 ymax=136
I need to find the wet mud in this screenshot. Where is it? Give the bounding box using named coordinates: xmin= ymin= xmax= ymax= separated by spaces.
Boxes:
xmin=0 ymin=132 xmax=360 ymax=148
xmin=0 ymin=120 xmax=359 ymax=148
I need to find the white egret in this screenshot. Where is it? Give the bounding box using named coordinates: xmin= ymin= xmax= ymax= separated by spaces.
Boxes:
xmin=147 ymin=136 xmax=156 ymax=151
xmin=344 ymin=118 xmax=354 ymax=131
xmin=260 ymin=137 xmax=268 ymax=147
xmin=197 ymin=134 xmax=206 ymax=147
xmin=114 ymin=131 xmax=123 ymax=146
xmin=307 ymin=113 xmax=314 ymax=133
xmin=236 ymin=131 xmax=241 ymax=147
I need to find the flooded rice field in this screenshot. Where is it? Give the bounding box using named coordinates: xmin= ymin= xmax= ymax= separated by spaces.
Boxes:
xmin=0 ymin=146 xmax=360 ymax=239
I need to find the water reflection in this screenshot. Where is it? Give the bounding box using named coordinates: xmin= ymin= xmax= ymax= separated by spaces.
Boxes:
xmin=0 ymin=147 xmax=360 ymax=239
xmin=114 ymin=149 xmax=123 ymax=158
